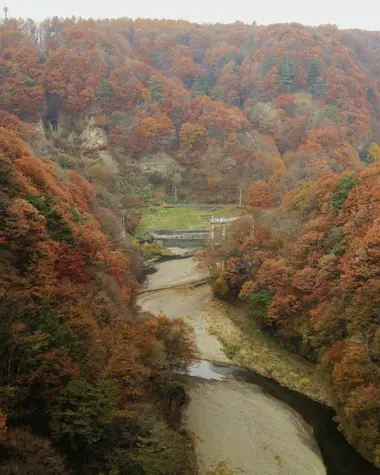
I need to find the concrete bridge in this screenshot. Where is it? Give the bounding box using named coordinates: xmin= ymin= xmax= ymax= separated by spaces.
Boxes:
xmin=210 ymin=217 xmax=239 ymax=224
xmin=149 ymin=229 xmax=210 ymax=248
xmin=149 ymin=216 xmax=240 ymax=248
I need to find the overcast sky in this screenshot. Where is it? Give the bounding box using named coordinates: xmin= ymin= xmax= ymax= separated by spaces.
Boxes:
xmin=5 ymin=0 xmax=380 ymax=31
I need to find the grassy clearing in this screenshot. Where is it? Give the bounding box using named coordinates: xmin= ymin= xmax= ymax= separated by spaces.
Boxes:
xmin=138 ymin=206 xmax=241 ymax=233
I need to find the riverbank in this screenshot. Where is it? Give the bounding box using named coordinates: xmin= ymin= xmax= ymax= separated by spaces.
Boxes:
xmin=203 ymin=297 xmax=333 ymax=406
xmin=138 ymin=256 xmax=380 ymax=475
xmin=140 ymin=256 xmax=332 ymax=405
xmin=138 ymin=258 xmax=328 ymax=474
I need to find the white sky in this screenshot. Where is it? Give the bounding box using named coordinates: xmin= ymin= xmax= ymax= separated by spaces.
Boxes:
xmin=5 ymin=0 xmax=380 ymax=31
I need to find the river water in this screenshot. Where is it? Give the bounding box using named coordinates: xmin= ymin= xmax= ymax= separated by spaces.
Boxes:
xmin=188 ymin=360 xmax=380 ymax=475
xmin=138 ymin=257 xmax=380 ymax=475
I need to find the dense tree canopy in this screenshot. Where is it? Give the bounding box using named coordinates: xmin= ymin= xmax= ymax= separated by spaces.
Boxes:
xmin=0 ymin=115 xmax=197 ymax=474
xmin=0 ymin=18 xmax=379 ymax=203
xmin=208 ymin=166 xmax=380 ymax=467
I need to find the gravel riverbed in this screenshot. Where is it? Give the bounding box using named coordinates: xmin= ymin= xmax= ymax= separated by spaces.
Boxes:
xmin=138 ymin=258 xmax=326 ymax=475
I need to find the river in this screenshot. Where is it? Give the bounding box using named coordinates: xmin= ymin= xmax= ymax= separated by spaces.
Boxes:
xmin=137 ymin=257 xmax=380 ymax=475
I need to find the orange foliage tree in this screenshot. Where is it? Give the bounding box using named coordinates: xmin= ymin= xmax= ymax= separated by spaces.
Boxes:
xmin=246 ymin=181 xmax=274 ymax=209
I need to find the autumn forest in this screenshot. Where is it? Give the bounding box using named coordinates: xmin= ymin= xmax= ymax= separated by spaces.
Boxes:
xmin=1 ymin=14 xmax=380 ymax=474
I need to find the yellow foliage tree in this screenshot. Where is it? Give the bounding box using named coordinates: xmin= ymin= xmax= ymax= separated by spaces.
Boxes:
xmin=368 ymin=142 xmax=380 ymax=167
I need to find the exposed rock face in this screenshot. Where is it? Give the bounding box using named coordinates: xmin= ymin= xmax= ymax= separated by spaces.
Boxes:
xmin=33 ymin=117 xmax=119 ymax=174
xmin=79 ymin=117 xmax=108 ymax=152
xmin=99 ymin=150 xmax=119 ymax=173
xmin=34 ymin=119 xmax=186 ymax=178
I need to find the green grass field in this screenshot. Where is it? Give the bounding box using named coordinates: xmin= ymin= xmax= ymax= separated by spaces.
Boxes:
xmin=138 ymin=206 xmax=241 ymax=233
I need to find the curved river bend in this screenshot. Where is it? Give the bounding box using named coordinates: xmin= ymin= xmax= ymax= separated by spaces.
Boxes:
xmin=138 ymin=257 xmax=380 ymax=475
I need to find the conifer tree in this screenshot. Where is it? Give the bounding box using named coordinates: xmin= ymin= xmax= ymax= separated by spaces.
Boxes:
xmin=148 ymin=75 xmax=164 ymax=103
xmin=308 ymin=58 xmax=321 ymax=88
xmin=192 ymin=73 xmax=210 ymax=97
xmin=278 ymin=57 xmax=295 ymax=92
xmin=310 ymin=76 xmax=327 ymax=99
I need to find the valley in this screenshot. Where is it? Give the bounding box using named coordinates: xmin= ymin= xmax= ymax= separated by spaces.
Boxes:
xmin=1 ymin=14 xmax=380 ymax=474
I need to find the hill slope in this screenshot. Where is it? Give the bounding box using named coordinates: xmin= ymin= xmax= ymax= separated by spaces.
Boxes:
xmin=0 ymin=19 xmax=379 ymax=206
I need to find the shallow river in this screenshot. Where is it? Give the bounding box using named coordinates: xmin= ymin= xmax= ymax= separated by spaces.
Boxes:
xmin=138 ymin=257 xmax=380 ymax=475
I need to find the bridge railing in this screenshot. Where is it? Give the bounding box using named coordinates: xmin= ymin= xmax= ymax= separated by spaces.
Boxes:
xmin=149 ymin=230 xmax=209 ymax=240
xmin=148 ymin=216 xmax=240 ymax=243
xmin=210 ymin=217 xmax=239 ymax=224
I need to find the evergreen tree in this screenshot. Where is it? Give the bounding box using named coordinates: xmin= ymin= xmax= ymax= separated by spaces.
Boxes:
xmin=97 ymin=80 xmax=114 ymax=100
xmin=192 ymin=73 xmax=210 ymax=97
xmin=96 ymin=80 xmax=115 ymax=110
xmin=310 ymin=76 xmax=327 ymax=99
xmin=332 ymin=174 xmax=359 ymax=213
xmin=359 ymin=144 xmax=372 ymax=165
xmin=278 ymin=56 xmax=295 ymax=92
xmin=308 ymin=58 xmax=321 ymax=88
xmin=262 ymin=54 xmax=276 ymax=75
xmin=324 ymin=104 xmax=340 ymax=123
xmin=26 ymin=193 xmax=74 ymax=243
xmin=148 ymin=75 xmax=164 ymax=103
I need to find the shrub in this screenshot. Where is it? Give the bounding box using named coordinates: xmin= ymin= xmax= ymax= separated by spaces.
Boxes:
xmin=135 ymin=422 xmax=197 ymax=475
xmin=248 ymin=290 xmax=273 ymax=322
xmin=212 ymin=274 xmax=229 ymax=299
xmin=0 ymin=429 xmax=67 ymax=475
xmin=161 ymin=381 xmax=188 ymax=409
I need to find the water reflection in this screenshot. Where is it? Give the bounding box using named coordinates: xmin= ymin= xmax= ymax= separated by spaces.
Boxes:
xmin=187 ymin=360 xmax=226 ymax=380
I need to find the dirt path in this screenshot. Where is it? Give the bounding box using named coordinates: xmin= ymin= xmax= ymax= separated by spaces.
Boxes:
xmin=137 ymin=258 xmax=326 ymax=475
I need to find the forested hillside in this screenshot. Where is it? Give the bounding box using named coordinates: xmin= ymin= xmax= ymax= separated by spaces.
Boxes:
xmin=0 ymin=18 xmax=379 ymax=204
xmin=1 ymin=15 xmax=380 ymax=472
xmin=0 ymin=116 xmax=198 ymax=472
xmin=209 ymin=166 xmax=380 ymax=468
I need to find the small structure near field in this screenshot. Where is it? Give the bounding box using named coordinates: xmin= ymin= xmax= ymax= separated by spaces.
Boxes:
xmin=210 ymin=216 xmax=239 ymax=242
xmin=149 ymin=216 xmax=240 ymax=248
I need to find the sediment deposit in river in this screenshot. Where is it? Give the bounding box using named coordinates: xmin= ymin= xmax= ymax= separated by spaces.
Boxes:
xmin=138 ymin=258 xmax=326 ymax=475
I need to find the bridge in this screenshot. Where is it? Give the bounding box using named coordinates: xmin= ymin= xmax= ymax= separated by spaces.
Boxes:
xmin=149 ymin=216 xmax=240 ymax=248
xmin=149 ymin=229 xmax=210 ymax=248
xmin=210 ymin=217 xmax=239 ymax=224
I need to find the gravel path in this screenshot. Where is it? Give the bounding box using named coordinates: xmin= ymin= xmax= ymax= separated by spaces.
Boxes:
xmin=137 ymin=258 xmax=326 ymax=475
